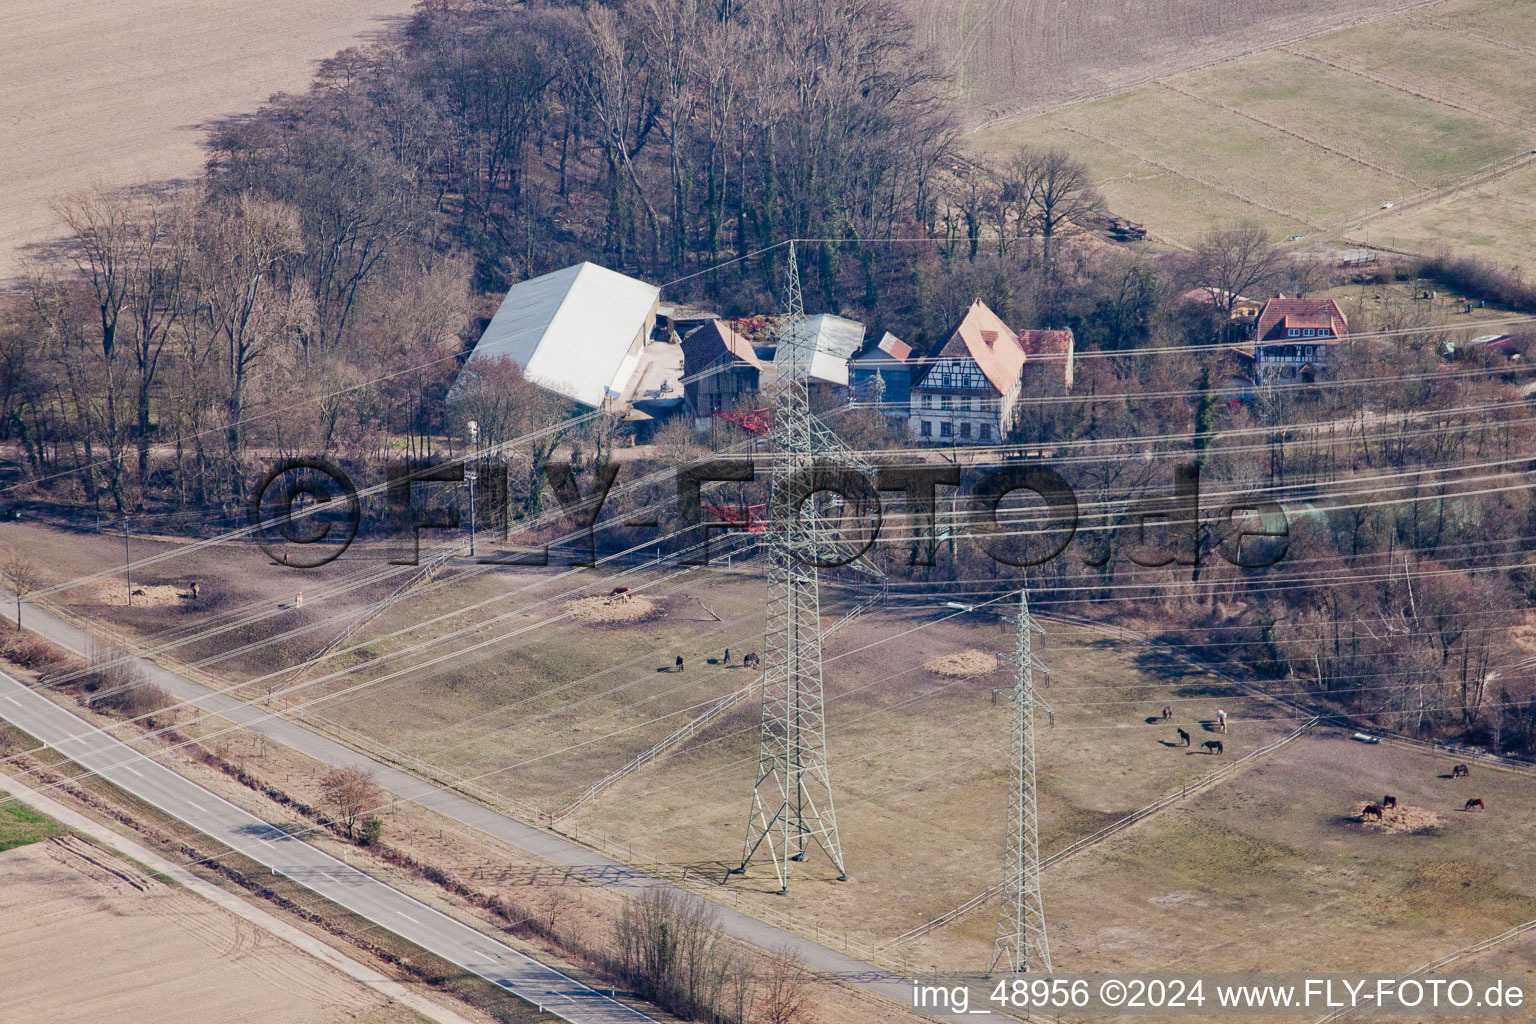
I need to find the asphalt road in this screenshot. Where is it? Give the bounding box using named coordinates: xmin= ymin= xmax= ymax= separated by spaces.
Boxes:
xmin=0 ymin=669 xmax=651 ymax=1024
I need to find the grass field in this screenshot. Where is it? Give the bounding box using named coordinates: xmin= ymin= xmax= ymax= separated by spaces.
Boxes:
xmin=969 ymin=0 xmax=1536 ymax=263
xmin=23 ymin=520 xmax=1536 ymax=981
xmin=908 ymin=0 xmax=1419 ymax=120
xmin=0 ymin=801 xmax=67 ymax=852
xmin=908 ymin=729 xmax=1536 ymax=974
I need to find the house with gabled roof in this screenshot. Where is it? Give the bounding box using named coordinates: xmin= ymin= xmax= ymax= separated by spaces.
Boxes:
xmin=907 ymin=299 xmax=1073 ymax=444
xmin=1250 ymin=296 xmax=1348 ymax=384
xmin=681 ymin=319 xmax=770 ymax=427
xmin=463 ymin=262 xmax=660 ymax=408
xmin=848 ymin=331 xmax=916 ymax=408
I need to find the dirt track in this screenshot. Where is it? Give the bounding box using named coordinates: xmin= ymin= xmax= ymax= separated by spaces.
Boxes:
xmin=0 ymin=0 xmax=418 ymax=284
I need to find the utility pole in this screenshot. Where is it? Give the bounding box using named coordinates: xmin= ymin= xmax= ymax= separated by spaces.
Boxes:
xmin=466 ymin=420 xmax=480 ymax=558
xmin=124 ymin=517 xmax=132 ymax=607
xmin=990 ymin=589 xmax=1054 ymax=976
xmin=731 ymin=240 xmax=873 ymax=894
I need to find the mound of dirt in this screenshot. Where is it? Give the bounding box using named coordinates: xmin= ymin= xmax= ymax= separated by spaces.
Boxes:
xmin=566 ymin=593 xmax=661 ymax=624
xmin=1357 ymin=802 xmax=1443 ymax=834
xmin=924 ymin=650 xmax=999 ymax=678
xmin=89 ymin=581 xmax=188 ymax=608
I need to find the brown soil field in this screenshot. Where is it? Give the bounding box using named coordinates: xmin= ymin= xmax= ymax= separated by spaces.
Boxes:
xmin=1 ymin=0 xmax=418 ymax=284
xmin=0 ymin=836 xmax=420 ymax=1024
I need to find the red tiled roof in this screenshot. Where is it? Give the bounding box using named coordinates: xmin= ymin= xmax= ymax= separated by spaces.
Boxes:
xmin=1256 ymin=297 xmax=1348 ymax=342
xmin=877 ymin=332 xmax=914 ymax=362
xmin=1019 ymin=328 xmax=1073 ymax=358
xmin=927 ymin=300 xmax=1026 ymax=394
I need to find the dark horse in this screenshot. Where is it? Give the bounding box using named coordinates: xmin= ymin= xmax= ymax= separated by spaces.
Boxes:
xmin=1452 ymin=763 xmax=1471 ymax=778
xmin=1362 ymin=803 xmax=1383 ymax=820
xmin=1382 ymin=795 xmax=1397 ymax=809
xmin=1465 ymin=798 xmax=1485 ymax=811
xmin=1177 ymin=728 xmax=1191 ymax=747
xmin=1203 ymin=740 xmax=1224 ymax=754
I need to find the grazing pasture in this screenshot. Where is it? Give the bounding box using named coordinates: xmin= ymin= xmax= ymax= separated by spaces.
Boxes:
xmin=968 ymin=0 xmax=1536 ymax=265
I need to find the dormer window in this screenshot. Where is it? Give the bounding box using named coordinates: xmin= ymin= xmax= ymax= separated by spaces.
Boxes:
xmin=981 ymin=330 xmax=998 ymax=346
xmin=1303 ymin=328 xmax=1315 ymax=337
xmin=1287 ymin=328 xmax=1300 ymax=337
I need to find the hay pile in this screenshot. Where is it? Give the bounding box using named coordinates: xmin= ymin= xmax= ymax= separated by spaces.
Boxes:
xmin=924 ymin=650 xmax=999 ymax=677
xmin=566 ymin=593 xmax=661 ymax=624
xmin=1357 ymin=802 xmax=1443 ymax=834
xmin=89 ymin=581 xmax=187 ymax=607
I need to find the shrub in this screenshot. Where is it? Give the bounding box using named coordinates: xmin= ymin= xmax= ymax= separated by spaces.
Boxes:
xmin=358 ymin=815 xmax=383 ymax=847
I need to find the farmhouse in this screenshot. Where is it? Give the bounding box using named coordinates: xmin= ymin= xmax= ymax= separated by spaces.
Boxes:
xmin=848 ymin=332 xmax=916 ymax=408
xmin=681 ymin=319 xmax=770 ymax=427
xmin=464 ymin=262 xmax=661 ymax=408
xmin=773 ymin=313 xmax=865 ymax=404
xmin=907 ymin=300 xmax=1073 ymax=444
xmin=1250 ymin=296 xmax=1348 ymax=385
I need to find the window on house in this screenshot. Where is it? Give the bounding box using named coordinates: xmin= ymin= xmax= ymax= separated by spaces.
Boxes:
xmin=1303 ymin=328 xmax=1315 ymax=337
xmin=960 ymin=422 xmax=972 ymax=439
xmin=968 ymin=397 xmax=978 ymax=411
xmin=940 ymin=421 xmax=953 ymax=437
xmin=920 ymin=420 xmax=932 ymax=437
xmin=979 ymin=423 xmax=991 ymax=440
xmin=941 ymin=394 xmax=952 ymax=410
xmin=1288 ymin=328 xmax=1300 ymax=337
xmin=923 ymin=393 xmax=933 ymax=408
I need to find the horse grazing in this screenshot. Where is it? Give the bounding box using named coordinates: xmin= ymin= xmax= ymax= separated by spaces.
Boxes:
xmin=1452 ymin=763 xmax=1471 ymax=778
xmin=1382 ymin=795 xmax=1397 ymax=810
xmin=1161 ymin=705 xmax=1172 ymax=721
xmin=1177 ymin=728 xmax=1191 ymax=747
xmin=1202 ymin=740 xmax=1224 ymax=755
xmin=1465 ymin=798 xmax=1485 ymax=812
xmin=1361 ymin=803 xmax=1383 ymax=820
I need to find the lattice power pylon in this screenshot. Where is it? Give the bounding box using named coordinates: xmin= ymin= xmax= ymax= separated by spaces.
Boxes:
xmin=731 ymin=240 xmax=870 ymax=894
xmin=990 ymin=589 xmax=1055 ymax=975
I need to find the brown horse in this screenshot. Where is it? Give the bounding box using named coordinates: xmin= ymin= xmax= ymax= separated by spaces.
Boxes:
xmin=1465 ymin=798 xmax=1485 ymax=811
xmin=1452 ymin=763 xmax=1471 ymax=778
xmin=1382 ymin=795 xmax=1397 ymax=809
xmin=1177 ymin=728 xmax=1191 ymax=747
xmin=1162 ymin=705 xmax=1172 ymax=721
xmin=1362 ymin=803 xmax=1383 ymax=820
xmin=1203 ymin=740 xmax=1224 ymax=755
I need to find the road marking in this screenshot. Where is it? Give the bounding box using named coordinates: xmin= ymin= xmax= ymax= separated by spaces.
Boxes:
xmin=122 ymin=765 xmax=143 ymax=777
xmin=2 ymin=694 xmax=19 ymax=705
xmin=397 ymin=911 xmax=419 ymax=923
xmin=185 ymin=801 xmax=205 ymax=812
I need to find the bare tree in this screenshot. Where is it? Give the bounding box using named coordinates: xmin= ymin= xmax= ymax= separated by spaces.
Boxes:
xmin=318 ymin=765 xmax=381 ymax=838
xmin=1014 ymin=147 xmax=1103 ymax=270
xmin=1192 ymin=221 xmax=1283 ymax=317
xmin=0 ymin=548 xmax=43 ymax=630
xmin=756 ymin=947 xmax=812 ymax=1024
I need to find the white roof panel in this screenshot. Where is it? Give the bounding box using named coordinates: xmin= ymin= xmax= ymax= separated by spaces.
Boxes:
xmin=467 ymin=262 xmax=660 ymax=407
xmin=774 ymin=313 xmax=864 ymax=387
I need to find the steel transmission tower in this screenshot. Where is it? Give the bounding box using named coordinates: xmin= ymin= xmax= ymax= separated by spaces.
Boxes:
xmin=731 ymin=241 xmax=866 ymax=894
xmin=990 ymin=590 xmax=1055 ymax=975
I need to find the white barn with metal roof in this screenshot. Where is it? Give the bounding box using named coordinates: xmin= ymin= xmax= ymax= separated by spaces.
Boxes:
xmin=466 ymin=262 xmax=661 ymax=408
